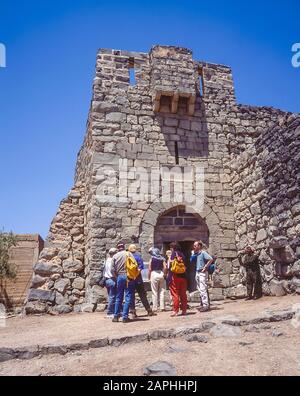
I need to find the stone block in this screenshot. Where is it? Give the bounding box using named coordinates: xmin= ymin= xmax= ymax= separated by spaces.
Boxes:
xmin=31 ymin=275 xmax=47 ymax=288
xmin=291 ymin=203 xmax=300 ymax=216
xmin=105 ymin=112 xmax=126 ymax=123
xmin=81 ymin=303 xmax=96 ymax=313
xmin=55 ymin=291 xmax=69 ymax=305
xmin=54 ymin=278 xmax=71 ymax=294
xmin=62 ymin=259 xmax=84 ymax=273
xmin=39 ymin=248 xmax=59 ymax=260
xmin=34 ymin=262 xmax=62 ymax=277
xmin=25 ymin=301 xmax=48 ymax=314
xmin=256 ymin=229 xmax=267 ymax=242
xmin=269 ymin=279 xmax=286 ymax=297
xmin=52 ymin=305 xmax=73 ymax=314
xmin=28 ymin=288 xmax=55 ymax=304
xmin=0 ymin=348 xmax=16 ymax=363
xmin=212 ymin=274 xmax=230 ymax=288
xmin=225 ymin=284 xmax=247 ymax=299
xmin=72 ymin=277 xmax=85 ymax=290
xmin=143 ymin=361 xmax=176 ymax=376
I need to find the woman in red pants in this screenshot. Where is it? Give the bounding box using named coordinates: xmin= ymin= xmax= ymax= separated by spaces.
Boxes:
xmin=167 ymin=242 xmax=188 ymax=317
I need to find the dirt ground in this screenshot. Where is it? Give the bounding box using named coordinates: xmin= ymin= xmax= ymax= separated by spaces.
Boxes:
xmin=1 ymin=320 xmax=300 ymax=376
xmin=1 ymin=295 xmax=300 ymax=376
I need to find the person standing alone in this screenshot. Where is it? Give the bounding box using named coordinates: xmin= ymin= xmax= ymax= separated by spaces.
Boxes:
xmin=238 ymin=245 xmax=262 ymax=300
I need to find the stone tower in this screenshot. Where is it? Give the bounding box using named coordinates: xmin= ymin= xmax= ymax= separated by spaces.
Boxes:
xmin=25 ymin=45 xmax=300 ymax=314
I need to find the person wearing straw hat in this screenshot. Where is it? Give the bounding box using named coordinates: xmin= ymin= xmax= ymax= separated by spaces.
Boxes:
xmin=238 ymin=245 xmax=262 ymax=301
xmin=128 ymin=244 xmax=154 ymax=318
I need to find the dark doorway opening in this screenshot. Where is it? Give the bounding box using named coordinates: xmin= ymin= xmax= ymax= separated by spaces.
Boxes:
xmin=154 ymin=206 xmax=209 ymax=293
xmin=162 ymin=240 xmax=196 ymax=292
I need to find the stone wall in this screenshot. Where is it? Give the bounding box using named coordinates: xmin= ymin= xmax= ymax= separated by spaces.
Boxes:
xmin=25 ymin=183 xmax=89 ymax=314
xmin=230 ymin=114 xmax=300 ymax=296
xmin=24 ymin=45 xmax=299 ymax=314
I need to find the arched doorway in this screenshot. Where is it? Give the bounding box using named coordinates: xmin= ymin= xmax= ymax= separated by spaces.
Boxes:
xmin=154 ymin=205 xmax=209 ymax=291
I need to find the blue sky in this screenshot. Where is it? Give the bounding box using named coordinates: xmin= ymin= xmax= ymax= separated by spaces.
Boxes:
xmin=0 ymin=0 xmax=299 ymax=239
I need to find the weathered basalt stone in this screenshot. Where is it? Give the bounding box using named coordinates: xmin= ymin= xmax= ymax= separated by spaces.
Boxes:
xmin=31 ymin=275 xmax=47 ymax=288
xmin=185 ymin=334 xmax=209 ymax=343
xmin=39 ymin=248 xmax=59 ymax=260
xmin=54 ymin=278 xmax=71 ymax=294
xmin=33 ymin=262 xmax=62 ymax=277
xmin=25 ymin=301 xmax=48 ymax=314
xmin=72 ymin=277 xmax=85 ymax=290
xmin=143 ymin=361 xmax=177 ymax=376
xmin=28 ymin=288 xmax=55 ymax=304
xmin=52 ymin=305 xmax=73 ymax=314
xmin=269 ymin=279 xmax=287 ymax=297
xmin=62 ymin=259 xmax=84 ymax=273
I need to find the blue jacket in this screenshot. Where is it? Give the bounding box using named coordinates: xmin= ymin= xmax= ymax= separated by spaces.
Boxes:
xmin=132 ymin=252 xmax=144 ymax=284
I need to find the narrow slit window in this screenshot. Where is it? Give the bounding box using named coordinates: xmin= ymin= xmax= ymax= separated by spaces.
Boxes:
xmin=175 ymin=141 xmax=179 ymax=165
xmin=129 ymin=67 xmax=136 ymax=85
xmin=199 ymin=69 xmax=204 ymax=96
xmin=129 ymin=57 xmax=136 ymax=86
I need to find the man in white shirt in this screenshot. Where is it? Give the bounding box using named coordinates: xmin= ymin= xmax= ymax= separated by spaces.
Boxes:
xmin=190 ymin=241 xmax=214 ymax=312
xmin=104 ymin=247 xmax=118 ymax=318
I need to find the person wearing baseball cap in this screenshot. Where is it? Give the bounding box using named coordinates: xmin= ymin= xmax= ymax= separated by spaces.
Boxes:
xmin=116 ymin=242 xmax=125 ymax=251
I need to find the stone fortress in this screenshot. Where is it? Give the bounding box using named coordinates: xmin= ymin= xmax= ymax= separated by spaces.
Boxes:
xmin=25 ymin=45 xmax=300 ymax=314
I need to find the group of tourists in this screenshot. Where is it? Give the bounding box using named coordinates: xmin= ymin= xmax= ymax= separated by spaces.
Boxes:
xmin=103 ymin=240 xmax=216 ymax=323
xmin=102 ymin=241 xmax=262 ymax=324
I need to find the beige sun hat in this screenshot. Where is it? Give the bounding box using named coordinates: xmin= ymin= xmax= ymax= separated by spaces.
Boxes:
xmin=109 ymin=248 xmax=118 ymax=255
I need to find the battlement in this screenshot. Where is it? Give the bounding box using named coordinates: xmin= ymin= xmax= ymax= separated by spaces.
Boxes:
xmin=94 ymin=45 xmax=236 ymax=111
xmin=149 ymin=45 xmax=198 ymax=115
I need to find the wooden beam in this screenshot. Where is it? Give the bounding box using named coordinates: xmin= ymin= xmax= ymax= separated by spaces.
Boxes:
xmin=171 ymin=93 xmax=179 ymax=114
xmin=188 ymin=95 xmax=196 ymax=116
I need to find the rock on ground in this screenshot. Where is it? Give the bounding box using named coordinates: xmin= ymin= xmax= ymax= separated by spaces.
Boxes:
xmin=143 ymin=361 xmax=177 ymax=376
